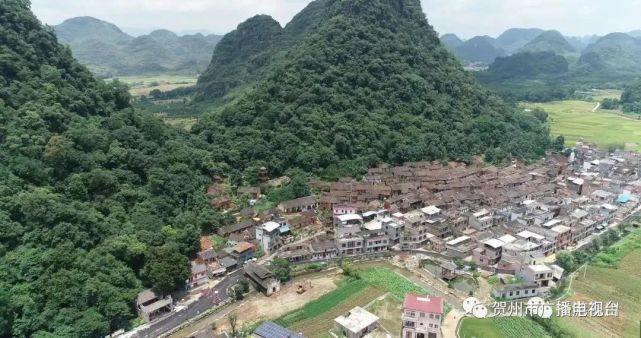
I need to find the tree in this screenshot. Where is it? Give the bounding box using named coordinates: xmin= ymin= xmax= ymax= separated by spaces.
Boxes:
xmin=468 ymin=261 xmax=478 ymax=272
xmin=607 ymin=229 xmax=620 ymax=243
xmin=269 ymin=258 xmax=292 ymax=283
xmin=143 ymin=245 xmax=190 ymax=294
xmin=233 ymin=286 xmax=244 ymax=301
xmin=341 ymin=259 xmax=355 ymax=277
xmin=590 ymin=234 xmax=602 ymax=251
xmin=555 ymin=252 xmax=577 ymax=272
xmin=553 ymin=135 xmax=565 ymax=151
xmin=227 ymin=313 xmax=239 ymax=338
xmin=453 ymin=257 xmax=465 ymax=269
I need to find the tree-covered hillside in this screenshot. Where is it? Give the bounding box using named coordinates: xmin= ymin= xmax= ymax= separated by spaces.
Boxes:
xmin=193 ymin=0 xmax=551 ymax=178
xmin=195 ymin=0 xmax=331 ymax=103
xmin=578 ymin=33 xmax=641 ymax=78
xmin=0 ymin=1 xmax=226 ymax=337
xmin=53 ymin=17 xmax=223 ymax=77
xmin=475 ymin=52 xmax=572 ymax=102
xmin=487 ymin=52 xmax=569 ymax=79
xmin=518 ymin=30 xmax=576 ymax=56
xmin=494 ymin=28 xmax=544 ymax=54
xmin=440 ymin=33 xmax=463 ymax=52
xmin=453 ymin=36 xmax=506 ymax=64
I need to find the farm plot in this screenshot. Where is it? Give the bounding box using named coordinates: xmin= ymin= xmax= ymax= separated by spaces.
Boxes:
xmin=358 ymin=267 xmax=428 ymax=300
xmin=559 ymin=249 xmax=641 ymax=338
xmin=524 ymin=100 xmax=641 ymax=151
xmin=459 ymin=317 xmax=551 ymax=338
xmin=277 ymin=279 xmax=385 ymax=338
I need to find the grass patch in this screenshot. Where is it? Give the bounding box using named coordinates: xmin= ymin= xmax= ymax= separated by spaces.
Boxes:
xmin=211 ymin=235 xmax=227 ymax=250
xmin=591 ymin=228 xmax=641 ymax=268
xmin=275 ymin=279 xmax=369 ymax=327
xmin=358 ymin=267 xmax=427 ymax=300
xmin=459 ymin=317 xmax=551 ymax=338
xmin=524 ymin=100 xmax=641 ymax=151
xmin=559 ymin=249 xmax=641 ymax=337
xmin=366 ymin=295 xmax=402 ymax=335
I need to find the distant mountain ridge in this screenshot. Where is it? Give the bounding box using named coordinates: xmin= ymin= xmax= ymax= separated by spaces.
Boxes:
xmin=53 ymin=16 xmax=223 ymax=77
xmin=453 ymin=35 xmax=506 ymax=64
xmin=578 ymin=33 xmax=641 ymax=75
xmin=495 ymin=28 xmax=545 ymax=54
xmin=518 ymin=30 xmax=576 ymax=56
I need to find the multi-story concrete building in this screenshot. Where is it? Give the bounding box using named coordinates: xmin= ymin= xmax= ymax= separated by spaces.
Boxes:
xmin=517 ymin=264 xmax=553 ymax=289
xmin=336 ymin=215 xmax=365 ymax=256
xmin=402 ymin=294 xmax=444 ymax=338
xmin=256 ymin=221 xmax=282 ymax=253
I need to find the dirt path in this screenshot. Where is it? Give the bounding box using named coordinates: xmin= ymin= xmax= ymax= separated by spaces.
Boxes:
xmin=442 ymin=308 xmax=464 ymax=338
xmin=170 ymin=271 xmax=342 ymax=338
xmin=592 ymin=102 xmax=600 ymax=112
xmin=476 ymin=277 xmax=492 ymax=304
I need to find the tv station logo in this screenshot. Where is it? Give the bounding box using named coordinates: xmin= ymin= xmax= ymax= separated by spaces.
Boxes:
xmin=463 ymin=297 xmax=619 ymax=318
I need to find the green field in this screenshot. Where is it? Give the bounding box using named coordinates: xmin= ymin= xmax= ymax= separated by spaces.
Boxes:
xmin=358 ymin=267 xmax=428 ymax=300
xmin=110 ymin=74 xmax=198 ymax=97
xmin=559 ymin=248 xmax=641 ymax=337
xmin=276 ymin=267 xmax=429 ymax=338
xmin=525 ymin=100 xmax=641 ymax=151
xmin=459 ymin=317 xmax=551 ymax=338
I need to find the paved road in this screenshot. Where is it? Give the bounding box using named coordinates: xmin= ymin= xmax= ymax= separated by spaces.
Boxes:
xmin=135 ymin=269 xmax=245 ymax=338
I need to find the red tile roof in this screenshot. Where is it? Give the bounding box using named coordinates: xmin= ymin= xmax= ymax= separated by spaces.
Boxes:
xmin=403 ymin=294 xmax=444 ymax=314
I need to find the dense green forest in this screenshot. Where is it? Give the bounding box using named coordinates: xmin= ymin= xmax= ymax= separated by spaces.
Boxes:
xmin=475 ymin=52 xmax=574 ymax=102
xmin=193 ymin=0 xmax=552 ymax=178
xmin=620 ymin=79 xmax=641 ymax=113
xmin=194 ymin=0 xmax=331 ymax=103
xmin=53 ymin=16 xmax=222 ymax=77
xmin=0 ymin=1 xmax=230 ymax=337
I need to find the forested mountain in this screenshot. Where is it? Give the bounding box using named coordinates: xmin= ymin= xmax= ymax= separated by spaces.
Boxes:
xmin=486 ymin=52 xmax=569 ymax=79
xmin=518 ymin=30 xmax=576 ymax=56
xmin=55 ymin=16 xmax=131 ymax=45
xmin=565 ymin=35 xmax=599 ymax=52
xmin=578 ymin=33 xmax=641 ymax=76
xmin=193 ymin=0 xmax=551 ymax=177
xmin=476 ymin=52 xmax=573 ymax=102
xmin=494 ymin=28 xmax=544 ymax=54
xmin=453 ymin=36 xmax=507 ymax=64
xmin=0 ymin=1 xmax=227 ymax=337
xmin=440 ymin=33 xmax=463 ymax=52
xmin=53 ymin=17 xmax=223 ymax=77
xmin=195 ymin=0 xmax=332 ymax=102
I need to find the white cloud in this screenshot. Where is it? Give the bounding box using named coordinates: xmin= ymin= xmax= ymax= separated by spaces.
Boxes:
xmin=31 ymin=0 xmax=641 ymax=37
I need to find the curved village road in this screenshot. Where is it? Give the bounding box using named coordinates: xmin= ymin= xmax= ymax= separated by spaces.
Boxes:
xmin=134 ymin=269 xmax=245 ymax=338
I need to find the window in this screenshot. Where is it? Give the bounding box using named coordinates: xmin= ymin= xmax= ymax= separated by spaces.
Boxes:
xmin=407 ymin=311 xmax=416 ymax=318
xmin=428 ymin=324 xmax=433 ymax=328
xmin=405 ymin=331 xmax=413 ymax=338
xmin=435 ymin=325 xmax=439 ymax=328
xmin=509 ymin=291 xmax=513 ymax=296
xmin=516 ymin=291 xmax=520 ymax=295
xmin=420 ymin=312 xmax=425 ymax=318
xmin=429 ymin=314 xmax=434 ymax=319
xmin=435 ymin=314 xmax=440 ymax=320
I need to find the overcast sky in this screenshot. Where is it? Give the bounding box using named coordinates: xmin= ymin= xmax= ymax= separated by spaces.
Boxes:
xmin=31 ymin=0 xmax=641 ymax=38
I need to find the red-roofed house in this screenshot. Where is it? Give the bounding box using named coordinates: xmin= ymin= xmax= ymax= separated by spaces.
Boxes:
xmin=402 ymin=294 xmax=444 ymax=338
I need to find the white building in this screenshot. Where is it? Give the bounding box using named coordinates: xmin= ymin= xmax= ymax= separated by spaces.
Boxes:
xmin=334 ymin=307 xmax=379 ymax=338
xmin=256 ymin=221 xmax=281 ymax=253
